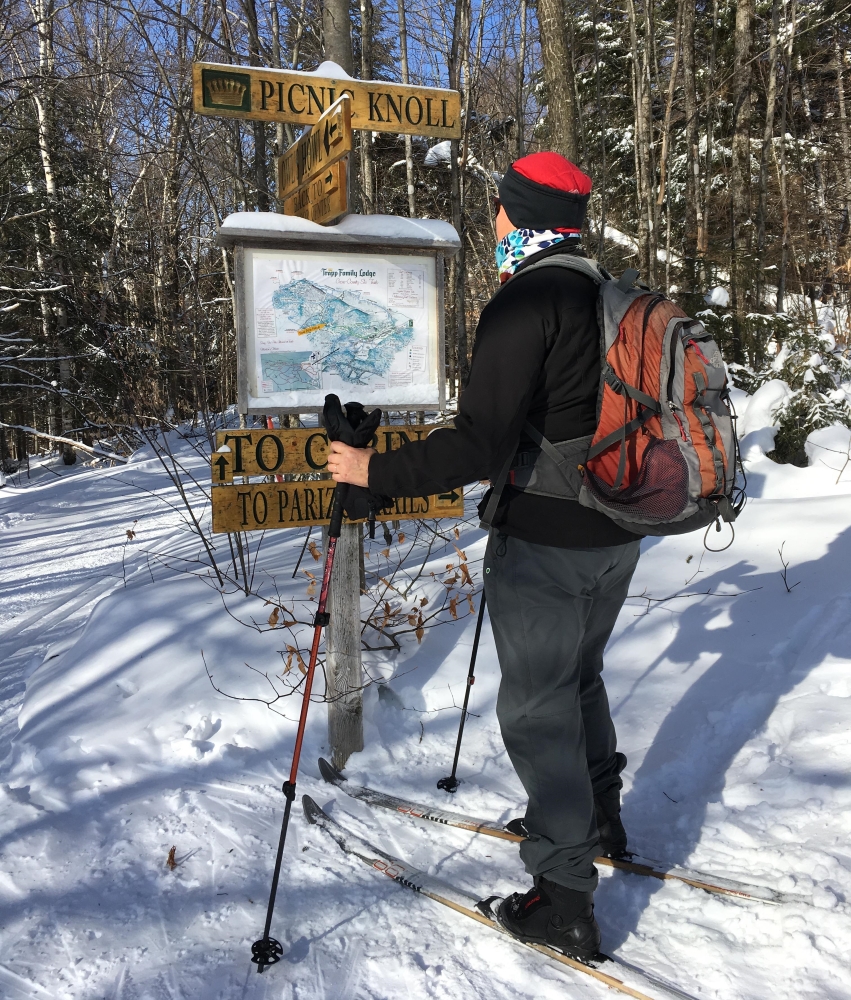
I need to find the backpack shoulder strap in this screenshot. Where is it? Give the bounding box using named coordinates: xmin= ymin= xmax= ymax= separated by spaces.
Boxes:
xmin=511 ymin=254 xmax=607 ymax=285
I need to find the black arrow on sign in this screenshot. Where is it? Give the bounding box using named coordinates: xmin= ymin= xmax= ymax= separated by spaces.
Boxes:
xmin=213 ymin=455 xmax=230 ymax=481
xmin=324 ymin=171 xmax=333 ymax=187
xmin=437 ymin=490 xmax=460 ymax=503
xmin=323 ymin=121 xmax=331 ymax=156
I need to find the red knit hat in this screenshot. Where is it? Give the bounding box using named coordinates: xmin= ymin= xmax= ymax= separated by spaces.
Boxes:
xmin=498 ymin=152 xmax=592 ymax=232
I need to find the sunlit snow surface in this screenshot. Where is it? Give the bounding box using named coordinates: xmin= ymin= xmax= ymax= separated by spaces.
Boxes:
xmin=1 ymin=418 xmax=851 ymax=1000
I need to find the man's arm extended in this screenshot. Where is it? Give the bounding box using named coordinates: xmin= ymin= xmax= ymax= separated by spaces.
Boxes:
xmin=329 ymin=277 xmax=552 ymax=496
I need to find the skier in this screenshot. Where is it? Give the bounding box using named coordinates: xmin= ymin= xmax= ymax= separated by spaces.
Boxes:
xmin=326 ymin=151 xmax=643 ymax=961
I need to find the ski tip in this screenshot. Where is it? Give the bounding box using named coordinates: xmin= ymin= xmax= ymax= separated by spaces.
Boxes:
xmin=302 ymin=794 xmax=326 ymax=825
xmin=318 ymin=757 xmax=346 ymax=785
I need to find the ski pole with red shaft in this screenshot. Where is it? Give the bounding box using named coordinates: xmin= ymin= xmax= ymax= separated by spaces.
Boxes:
xmin=251 ymin=480 xmax=349 ymax=972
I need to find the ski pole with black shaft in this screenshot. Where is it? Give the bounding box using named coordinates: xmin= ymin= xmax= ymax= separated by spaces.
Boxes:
xmin=437 ymin=591 xmax=487 ymax=793
xmin=250 ymin=481 xmax=349 ymax=973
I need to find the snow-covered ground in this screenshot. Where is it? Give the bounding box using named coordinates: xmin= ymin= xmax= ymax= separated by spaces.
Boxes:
xmin=2 ymin=410 xmax=851 ymax=1000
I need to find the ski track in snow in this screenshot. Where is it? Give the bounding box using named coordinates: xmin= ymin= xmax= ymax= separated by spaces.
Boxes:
xmin=1 ymin=433 xmax=851 ymax=999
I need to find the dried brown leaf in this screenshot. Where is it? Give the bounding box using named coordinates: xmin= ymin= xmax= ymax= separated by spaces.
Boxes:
xmin=454 ymin=526 xmax=460 ymax=539
xmin=268 ymin=607 xmax=280 ymax=627
xmin=166 ymin=846 xmax=177 ymax=871
xmin=449 ymin=597 xmax=458 ymax=620
xmin=381 ymin=548 xmax=390 ymax=558
xmin=453 ymin=544 xmax=467 ymax=562
xmin=283 ymin=651 xmax=294 ymax=673
xmin=467 ymin=594 xmax=476 ymax=614
xmin=398 ymin=532 xmax=406 ymax=544
xmin=308 ymin=541 xmax=322 ymax=562
xmin=420 ymin=597 xmax=428 ymax=607
xmin=460 ymin=564 xmax=473 ymax=587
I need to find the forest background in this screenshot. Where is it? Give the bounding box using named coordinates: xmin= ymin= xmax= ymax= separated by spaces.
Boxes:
xmin=2 ymin=0 xmax=851 ymax=469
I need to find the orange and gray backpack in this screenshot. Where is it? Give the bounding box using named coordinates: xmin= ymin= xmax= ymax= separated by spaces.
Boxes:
xmin=481 ymin=257 xmax=745 ymax=538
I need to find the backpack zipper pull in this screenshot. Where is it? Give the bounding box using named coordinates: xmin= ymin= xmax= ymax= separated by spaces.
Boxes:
xmin=668 ymin=400 xmax=688 ymax=441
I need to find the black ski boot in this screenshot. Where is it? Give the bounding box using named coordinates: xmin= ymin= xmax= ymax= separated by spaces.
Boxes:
xmin=496 ymin=876 xmax=601 ymax=962
xmin=595 ymin=752 xmax=628 ymax=858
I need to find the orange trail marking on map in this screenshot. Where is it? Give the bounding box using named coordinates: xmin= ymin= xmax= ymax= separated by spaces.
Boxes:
xmin=298 ymin=323 xmax=325 ymax=336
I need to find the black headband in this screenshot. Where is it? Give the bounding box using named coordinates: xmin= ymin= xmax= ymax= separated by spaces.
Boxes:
xmin=498 ymin=164 xmax=590 ymax=230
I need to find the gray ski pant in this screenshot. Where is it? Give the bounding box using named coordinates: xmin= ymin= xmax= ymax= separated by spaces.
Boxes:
xmin=482 ymin=531 xmax=641 ymax=892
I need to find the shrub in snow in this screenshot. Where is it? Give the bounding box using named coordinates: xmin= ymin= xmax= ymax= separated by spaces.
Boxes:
xmin=715 ymin=312 xmax=851 ymax=467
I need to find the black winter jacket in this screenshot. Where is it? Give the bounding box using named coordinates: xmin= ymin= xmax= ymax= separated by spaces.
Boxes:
xmin=368 ymin=244 xmax=641 ymax=548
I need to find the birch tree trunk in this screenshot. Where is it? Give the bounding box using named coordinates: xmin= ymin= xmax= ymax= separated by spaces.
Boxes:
xmin=29 ymin=0 xmax=74 ymax=463
xmin=699 ymin=0 xmax=717 ymax=265
xmin=777 ymin=0 xmax=796 ymax=312
xmin=359 ymin=0 xmax=375 ymax=213
xmin=681 ymin=0 xmax=699 ymax=292
xmin=836 ymin=36 xmax=851 ymax=227
xmin=729 ymin=0 xmax=754 ymax=361
xmin=397 ymin=0 xmax=416 ymax=216
xmin=755 ymin=0 xmax=780 ymax=308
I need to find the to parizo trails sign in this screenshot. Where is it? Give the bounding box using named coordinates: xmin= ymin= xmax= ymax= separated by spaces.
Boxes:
xmin=193 ymin=62 xmax=461 ymax=139
xmin=209 ymin=425 xmax=464 ymax=532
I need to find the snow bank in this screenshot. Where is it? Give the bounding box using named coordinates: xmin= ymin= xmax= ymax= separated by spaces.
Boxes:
xmin=737 ymin=379 xmax=791 ymax=460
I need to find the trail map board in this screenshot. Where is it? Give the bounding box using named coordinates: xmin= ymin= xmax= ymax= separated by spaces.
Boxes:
xmin=244 ymin=248 xmax=440 ymax=409
xmin=218 ymin=211 xmax=460 ymax=415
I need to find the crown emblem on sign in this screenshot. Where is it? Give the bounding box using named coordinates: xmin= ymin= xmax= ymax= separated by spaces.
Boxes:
xmin=206 ymin=77 xmax=247 ymax=107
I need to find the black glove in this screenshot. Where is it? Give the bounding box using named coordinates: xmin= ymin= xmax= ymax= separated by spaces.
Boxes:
xmin=323 ymin=395 xmax=393 ymax=535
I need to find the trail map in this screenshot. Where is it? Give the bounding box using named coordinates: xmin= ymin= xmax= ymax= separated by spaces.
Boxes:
xmin=246 ymin=249 xmax=438 ymax=407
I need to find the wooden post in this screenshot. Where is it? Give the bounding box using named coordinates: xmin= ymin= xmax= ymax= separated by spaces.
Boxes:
xmin=324 ymin=521 xmax=364 ymax=769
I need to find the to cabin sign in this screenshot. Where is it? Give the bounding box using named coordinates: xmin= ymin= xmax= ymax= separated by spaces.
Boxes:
xmin=193 ymin=62 xmax=461 ymax=139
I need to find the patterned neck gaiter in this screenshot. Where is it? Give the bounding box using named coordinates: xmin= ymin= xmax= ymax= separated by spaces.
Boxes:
xmin=495 ymin=228 xmax=579 ymax=284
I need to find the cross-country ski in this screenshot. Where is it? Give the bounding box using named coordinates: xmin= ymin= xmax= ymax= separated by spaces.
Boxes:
xmin=303 ymin=795 xmax=700 ymax=1000
xmin=318 ymin=756 xmax=811 ymax=905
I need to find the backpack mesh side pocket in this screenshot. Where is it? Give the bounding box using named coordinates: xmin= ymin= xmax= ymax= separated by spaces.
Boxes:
xmin=582 ymin=437 xmax=690 ymax=520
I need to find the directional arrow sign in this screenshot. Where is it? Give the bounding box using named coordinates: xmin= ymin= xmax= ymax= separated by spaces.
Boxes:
xmin=277 ymin=95 xmax=352 ymax=204
xmin=211 ymin=483 xmax=464 ymax=532
xmin=282 ymin=158 xmax=347 ymax=225
xmin=211 ymin=450 xmax=233 ymax=482
xmin=436 ymin=490 xmax=461 ymax=504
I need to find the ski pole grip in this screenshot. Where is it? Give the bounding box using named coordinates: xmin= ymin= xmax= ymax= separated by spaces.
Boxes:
xmin=328 ymin=482 xmax=349 ymax=539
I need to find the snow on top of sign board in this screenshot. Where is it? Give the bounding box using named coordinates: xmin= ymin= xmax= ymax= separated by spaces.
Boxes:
xmin=306 ymin=60 xmax=353 ymax=79
xmin=220 ymin=211 xmax=460 ymax=246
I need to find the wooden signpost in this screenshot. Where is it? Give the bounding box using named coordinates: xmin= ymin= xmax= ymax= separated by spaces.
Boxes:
xmin=202 ymin=48 xmax=462 ymax=762
xmin=193 ymin=62 xmax=461 ymax=140
xmin=209 ymin=424 xmax=464 ymax=533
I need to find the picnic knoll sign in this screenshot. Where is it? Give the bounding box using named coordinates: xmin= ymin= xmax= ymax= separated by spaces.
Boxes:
xmin=193 ymin=62 xmax=461 ymax=139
